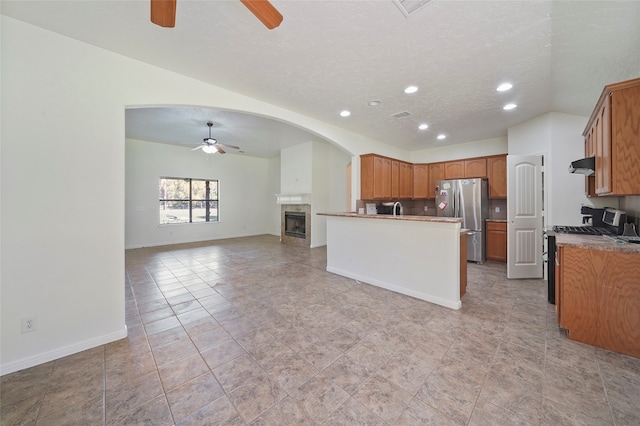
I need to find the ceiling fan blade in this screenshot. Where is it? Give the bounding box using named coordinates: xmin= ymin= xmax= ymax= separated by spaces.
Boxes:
xmin=217 ymin=143 xmax=240 ymax=150
xmin=216 ymin=146 xmax=226 ymax=154
xmin=190 ymin=145 xmax=203 ymax=151
xmin=240 ymin=0 xmax=283 ymax=30
xmin=151 ymin=0 xmax=176 ymax=28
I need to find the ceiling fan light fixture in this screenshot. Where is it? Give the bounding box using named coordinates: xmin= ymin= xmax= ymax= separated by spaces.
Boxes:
xmin=202 ymin=145 xmax=218 ymax=154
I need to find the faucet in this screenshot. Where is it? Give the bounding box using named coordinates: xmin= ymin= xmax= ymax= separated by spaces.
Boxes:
xmin=392 ymin=201 xmax=403 ymax=216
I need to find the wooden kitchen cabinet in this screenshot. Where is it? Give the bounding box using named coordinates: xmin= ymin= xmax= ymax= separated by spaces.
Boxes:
xmin=412 ymin=164 xmax=430 ymax=198
xmin=428 ymin=163 xmax=445 ymax=198
xmin=464 ymin=158 xmax=487 ymax=178
xmin=360 ymin=154 xmax=391 ymax=199
xmin=556 ymin=246 xmax=640 ymax=358
xmin=361 ymin=154 xmax=411 ymax=200
xmin=444 ymin=161 xmax=465 ymax=179
xmin=487 ymin=155 xmax=507 ymax=198
xmin=583 ymin=77 xmax=640 ymax=196
xmin=399 ymin=162 xmax=413 ymax=199
xmin=485 ymin=221 xmax=507 ymax=262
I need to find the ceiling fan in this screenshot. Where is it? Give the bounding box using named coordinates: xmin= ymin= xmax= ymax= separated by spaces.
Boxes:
xmin=191 ymin=122 xmax=240 ymax=154
xmin=150 ymin=0 xmax=283 ymax=29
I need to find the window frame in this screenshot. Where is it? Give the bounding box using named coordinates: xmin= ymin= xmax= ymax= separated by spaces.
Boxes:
xmin=159 ymin=177 xmax=220 ymax=225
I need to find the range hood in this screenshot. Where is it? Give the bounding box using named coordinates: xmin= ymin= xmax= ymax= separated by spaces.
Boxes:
xmin=568 ymin=156 xmax=595 ymax=176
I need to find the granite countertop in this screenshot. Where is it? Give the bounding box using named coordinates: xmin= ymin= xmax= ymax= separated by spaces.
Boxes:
xmin=555 ymin=234 xmax=640 ymax=255
xmin=317 ymin=212 xmax=463 ymax=224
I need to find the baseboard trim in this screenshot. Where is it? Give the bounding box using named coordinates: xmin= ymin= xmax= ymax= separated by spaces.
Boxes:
xmin=0 ymin=327 xmax=128 ymax=376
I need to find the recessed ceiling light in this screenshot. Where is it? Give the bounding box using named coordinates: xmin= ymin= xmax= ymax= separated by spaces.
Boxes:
xmin=340 ymin=110 xmax=351 ymax=117
xmin=503 ymin=103 xmax=517 ymax=110
xmin=437 ymin=134 xmax=446 ymax=140
xmin=368 ymin=100 xmax=381 ymax=106
xmin=404 ymin=85 xmax=418 ymax=94
xmin=418 ymin=123 xmax=429 ymax=130
xmin=497 ymin=83 xmax=513 ymax=92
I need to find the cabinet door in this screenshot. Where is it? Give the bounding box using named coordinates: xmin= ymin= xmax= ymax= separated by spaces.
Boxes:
xmin=610 ymin=84 xmax=640 ymax=195
xmin=360 ymin=155 xmax=375 ymax=200
xmin=464 ymin=158 xmax=487 ymax=178
xmin=595 ymin=97 xmax=612 ymax=194
xmin=485 ymin=221 xmax=507 ymax=262
xmin=444 ymin=161 xmax=465 ymax=179
xmin=584 ymin=135 xmax=597 ymax=197
xmin=559 ymin=247 xmax=599 ymax=345
xmin=428 ymin=163 xmax=445 ymax=198
xmin=412 ymin=164 xmax=429 ymax=199
xmin=399 ymin=162 xmax=413 ymax=199
xmin=391 ymin=160 xmax=400 ymax=199
xmin=597 ymin=250 xmax=640 ymax=357
xmin=487 ymin=156 xmax=507 ymax=198
xmin=374 ymin=156 xmax=392 ymax=199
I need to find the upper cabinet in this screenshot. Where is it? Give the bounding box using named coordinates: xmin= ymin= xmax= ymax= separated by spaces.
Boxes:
xmin=464 ymin=158 xmax=487 ymax=178
xmin=361 ymin=154 xmax=412 ymax=200
xmin=361 ymin=154 xmax=391 ymax=199
xmin=487 ymin=155 xmax=507 ymax=199
xmin=583 ymin=77 xmax=640 ymax=196
xmin=412 ymin=164 xmax=430 ymax=199
xmin=362 ymin=153 xmax=506 ymax=201
xmin=428 ymin=163 xmax=445 ymax=199
xmin=444 ymin=161 xmax=465 ymax=179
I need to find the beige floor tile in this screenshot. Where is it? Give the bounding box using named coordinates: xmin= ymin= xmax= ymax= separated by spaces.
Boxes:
xmin=3 ymin=236 xmax=640 ymax=425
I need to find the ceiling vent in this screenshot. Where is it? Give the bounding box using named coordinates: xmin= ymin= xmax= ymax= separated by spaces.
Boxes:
xmin=391 ymin=111 xmax=412 ymax=119
xmin=392 ymin=0 xmax=432 ymax=17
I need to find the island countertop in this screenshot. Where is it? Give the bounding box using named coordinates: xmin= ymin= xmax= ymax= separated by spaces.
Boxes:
xmin=317 ymin=212 xmax=463 ymax=224
xmin=555 ymin=233 xmax=640 ymax=255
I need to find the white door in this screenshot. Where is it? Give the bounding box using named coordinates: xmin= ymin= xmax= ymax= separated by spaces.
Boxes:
xmin=507 ymin=155 xmax=544 ymax=279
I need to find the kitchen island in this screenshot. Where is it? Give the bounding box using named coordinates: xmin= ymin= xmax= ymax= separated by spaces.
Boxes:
xmin=318 ymin=213 xmax=466 ymax=309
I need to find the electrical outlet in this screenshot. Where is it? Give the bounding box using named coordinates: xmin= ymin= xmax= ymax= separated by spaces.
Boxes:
xmin=22 ymin=317 xmax=37 ymax=333
xmin=424 ymin=206 xmax=429 ymax=211
xmin=495 ymin=207 xmax=501 ymax=213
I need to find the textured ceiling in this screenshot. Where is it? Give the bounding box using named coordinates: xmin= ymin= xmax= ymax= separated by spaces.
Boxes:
xmin=3 ymin=1 xmax=639 ymax=158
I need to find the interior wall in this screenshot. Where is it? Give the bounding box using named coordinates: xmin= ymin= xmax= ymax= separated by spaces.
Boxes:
xmin=125 ymin=139 xmax=273 ymax=248
xmin=267 ymin=156 xmax=281 ymax=236
xmin=0 ymin=16 xmax=402 ymax=374
xmin=410 ymin=136 xmax=508 ymax=163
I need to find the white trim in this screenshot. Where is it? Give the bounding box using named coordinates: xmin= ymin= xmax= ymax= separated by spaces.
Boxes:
xmin=0 ymin=327 xmax=128 ymax=376
xmin=327 ymin=267 xmax=462 ymax=310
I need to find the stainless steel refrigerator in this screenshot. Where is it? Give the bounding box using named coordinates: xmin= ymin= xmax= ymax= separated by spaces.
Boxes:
xmin=435 ymin=178 xmax=489 ymax=263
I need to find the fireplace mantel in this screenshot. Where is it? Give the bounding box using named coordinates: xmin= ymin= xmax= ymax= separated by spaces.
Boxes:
xmin=275 ymin=193 xmax=311 ymax=205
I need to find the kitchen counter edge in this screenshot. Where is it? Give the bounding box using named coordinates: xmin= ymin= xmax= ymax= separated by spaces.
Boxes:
xmin=317 ymin=212 xmax=463 ymax=224
xmin=555 ymin=234 xmax=640 ymax=255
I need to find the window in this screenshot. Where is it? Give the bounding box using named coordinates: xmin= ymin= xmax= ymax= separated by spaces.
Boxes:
xmin=159 ymin=177 xmax=219 ymax=224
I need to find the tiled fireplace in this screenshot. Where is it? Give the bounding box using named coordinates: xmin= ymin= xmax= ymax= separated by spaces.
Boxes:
xmin=281 ymin=204 xmax=311 ymax=247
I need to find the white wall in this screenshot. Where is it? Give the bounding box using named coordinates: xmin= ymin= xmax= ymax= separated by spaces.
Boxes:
xmin=508 ymin=112 xmax=619 ymax=228
xmin=0 ymin=17 xmax=405 ymax=374
xmin=266 ymin=156 xmax=281 ymax=236
xmin=125 ymin=139 xmax=274 ymax=248
xmin=279 ymin=141 xmax=351 ymax=247
xmin=280 ymin=142 xmax=313 ymax=193
xmin=410 ymin=136 xmax=508 ymax=163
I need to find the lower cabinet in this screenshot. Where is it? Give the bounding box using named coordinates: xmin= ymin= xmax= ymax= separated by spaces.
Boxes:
xmin=556 ymin=246 xmax=640 ymax=358
xmin=486 ymin=221 xmax=507 ymax=262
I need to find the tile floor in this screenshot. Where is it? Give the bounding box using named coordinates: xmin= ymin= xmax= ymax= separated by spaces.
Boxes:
xmin=2 ymin=235 xmax=639 ymax=425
